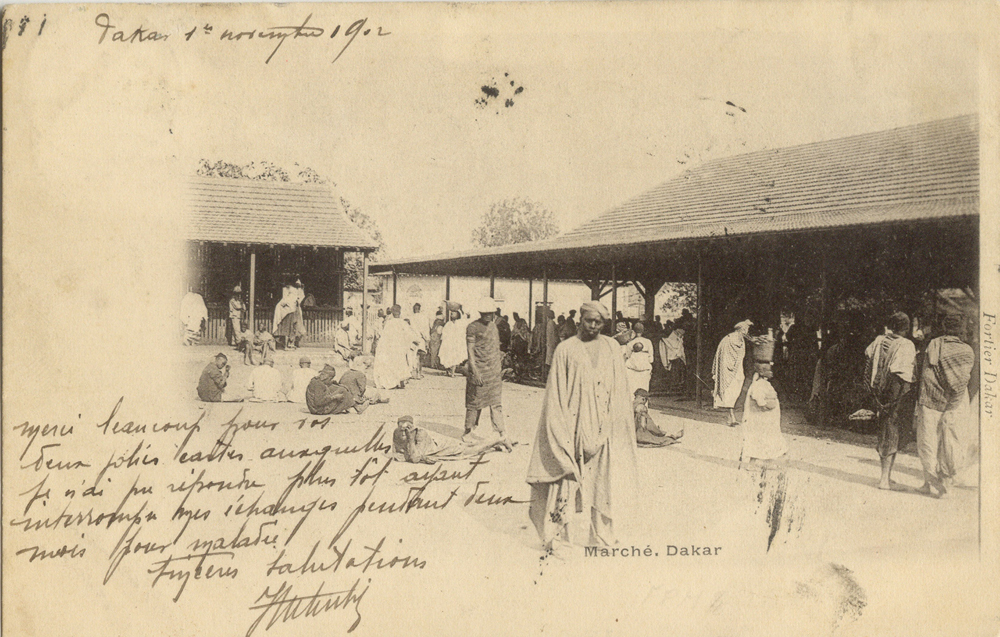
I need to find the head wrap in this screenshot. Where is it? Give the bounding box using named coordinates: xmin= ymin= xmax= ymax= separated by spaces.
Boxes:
xmin=397 ymin=415 xmax=414 ymax=424
xmin=299 ymin=356 xmax=311 ymax=365
xmin=580 ymin=301 xmax=610 ymax=320
xmin=477 ymin=297 xmax=496 ymax=314
xmin=942 ymin=313 xmax=965 ymax=336
xmin=634 ymin=388 xmax=649 ymax=398
xmin=735 ymin=319 xmax=753 ymax=331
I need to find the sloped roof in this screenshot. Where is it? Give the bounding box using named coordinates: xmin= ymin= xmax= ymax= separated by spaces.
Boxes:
xmin=562 ymin=113 xmax=977 ymax=243
xmin=187 ymin=178 xmax=379 ymax=250
xmin=373 ymin=114 xmax=978 ymax=275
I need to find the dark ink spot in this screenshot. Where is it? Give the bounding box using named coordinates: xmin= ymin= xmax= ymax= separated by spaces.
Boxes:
xmin=481 ymin=85 xmax=499 ymax=98
xmin=514 ymin=86 xmax=524 ymax=95
xmin=505 ymin=99 xmax=514 ymax=108
xmin=725 ymin=100 xmax=747 ymax=113
xmin=363 ymin=29 xmax=370 ymax=35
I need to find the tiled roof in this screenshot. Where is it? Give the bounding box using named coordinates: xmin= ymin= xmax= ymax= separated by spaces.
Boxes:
xmin=187 ymin=178 xmax=379 ymax=250
xmin=562 ymin=113 xmax=978 ymax=243
xmin=374 ymin=114 xmax=978 ymax=273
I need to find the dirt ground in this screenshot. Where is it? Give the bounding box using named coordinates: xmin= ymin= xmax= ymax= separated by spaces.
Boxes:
xmin=174 ymin=343 xmax=985 ymax=636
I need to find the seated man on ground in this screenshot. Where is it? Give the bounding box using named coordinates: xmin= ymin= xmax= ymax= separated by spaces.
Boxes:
xmin=633 ymin=388 xmax=683 ymax=446
xmin=247 ymin=358 xmax=284 ymax=402
xmin=339 ymin=356 xmax=389 ymax=414
xmin=305 ymin=364 xmax=355 ymax=415
xmin=334 ymin=322 xmax=357 ymax=362
xmin=287 ymin=356 xmax=318 ymax=403
xmin=197 ymin=353 xmax=230 ymax=402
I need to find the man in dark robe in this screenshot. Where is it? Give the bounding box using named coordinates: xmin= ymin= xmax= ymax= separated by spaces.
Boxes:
xmin=465 ymin=298 xmax=511 ymax=449
xmin=864 ymin=312 xmax=917 ymax=490
xmin=305 ymin=364 xmax=355 ymax=415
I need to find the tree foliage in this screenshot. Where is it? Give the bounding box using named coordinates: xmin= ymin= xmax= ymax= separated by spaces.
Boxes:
xmin=472 ymin=197 xmax=559 ymax=247
xmin=341 ymin=197 xmax=387 ymax=292
xmin=659 ymin=283 xmax=698 ymax=320
xmin=196 ymin=159 xmax=330 ymax=184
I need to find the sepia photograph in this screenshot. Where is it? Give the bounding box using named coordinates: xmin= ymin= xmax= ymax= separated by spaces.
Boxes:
xmin=3 ymin=2 xmax=999 ymax=635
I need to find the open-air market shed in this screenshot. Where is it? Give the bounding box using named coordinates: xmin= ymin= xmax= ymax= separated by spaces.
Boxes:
xmin=185 ymin=177 xmax=379 ymax=346
xmin=371 ymin=114 xmax=980 ymax=408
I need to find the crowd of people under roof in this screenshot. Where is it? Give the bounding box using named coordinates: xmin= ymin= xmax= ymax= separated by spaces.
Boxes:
xmin=190 ymin=277 xmax=978 ymax=554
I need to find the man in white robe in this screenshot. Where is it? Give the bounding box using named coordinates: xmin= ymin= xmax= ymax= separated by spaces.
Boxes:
xmin=247 ymin=358 xmax=284 ymax=402
xmin=180 ymin=290 xmax=208 ymax=345
xmin=624 ymin=322 xmax=654 ymax=395
xmin=526 ymin=302 xmax=639 ymax=553
xmin=287 ymin=356 xmax=318 ymax=403
xmin=373 ymin=305 xmax=419 ymax=390
xmin=713 ymin=320 xmax=752 ymax=425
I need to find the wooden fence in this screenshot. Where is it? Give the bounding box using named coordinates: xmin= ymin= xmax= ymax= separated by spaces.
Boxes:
xmin=201 ymin=304 xmax=342 ymax=346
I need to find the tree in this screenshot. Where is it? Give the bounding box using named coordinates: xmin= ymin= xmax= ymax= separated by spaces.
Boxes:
xmin=472 ymin=197 xmax=558 ymax=247
xmin=659 ymin=283 xmax=698 ymax=320
xmin=341 ymin=197 xmax=387 ymax=292
xmin=196 ymin=159 xmax=385 ymax=293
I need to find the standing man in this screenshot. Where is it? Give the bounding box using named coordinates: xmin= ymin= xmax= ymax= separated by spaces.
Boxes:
xmin=526 ymin=301 xmax=638 ymax=553
xmin=865 ymin=312 xmax=917 ymax=490
xmin=740 ymin=360 xmax=788 ymax=466
xmin=544 ymin=308 xmax=558 ymax=378
xmin=197 ymin=353 xmax=230 ymax=402
xmin=713 ymin=320 xmax=752 ymax=425
xmin=181 ymin=288 xmax=208 ymax=346
xmin=410 ymin=303 xmax=430 ymax=379
xmin=623 ymin=322 xmax=654 ymax=395
xmin=227 ymin=284 xmax=245 ymax=348
xmin=915 ymin=313 xmax=975 ymax=497
xmin=374 ymin=305 xmax=418 ymax=390
xmin=497 ymin=312 xmax=512 ymax=353
xmin=679 ymin=309 xmax=698 ymax=398
xmin=464 ymin=298 xmax=511 ymax=446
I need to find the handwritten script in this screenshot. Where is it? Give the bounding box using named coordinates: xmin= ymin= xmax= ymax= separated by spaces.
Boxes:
xmin=94 ymin=13 xmax=391 ymax=64
xmin=9 ymin=398 xmax=524 ymax=635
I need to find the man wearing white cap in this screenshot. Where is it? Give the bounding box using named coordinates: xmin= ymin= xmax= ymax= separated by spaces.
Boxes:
xmin=464 ymin=297 xmax=511 ymax=446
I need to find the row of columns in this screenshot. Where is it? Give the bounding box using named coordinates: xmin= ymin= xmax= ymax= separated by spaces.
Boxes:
xmin=381 ymin=258 xmax=710 ymax=408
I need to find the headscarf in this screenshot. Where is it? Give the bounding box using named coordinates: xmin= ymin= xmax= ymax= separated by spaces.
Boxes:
xmin=580 ymin=301 xmax=610 ymax=320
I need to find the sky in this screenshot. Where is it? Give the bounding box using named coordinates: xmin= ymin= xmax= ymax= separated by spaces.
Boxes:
xmin=1 ymin=1 xmax=987 ymax=405
xmin=145 ymin=2 xmax=982 ymax=260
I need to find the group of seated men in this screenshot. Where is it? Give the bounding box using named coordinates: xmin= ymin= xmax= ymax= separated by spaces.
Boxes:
xmin=196 ymin=352 xmax=388 ymax=415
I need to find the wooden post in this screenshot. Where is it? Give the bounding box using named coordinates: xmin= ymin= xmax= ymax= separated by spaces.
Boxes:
xmin=249 ymin=250 xmax=256 ymax=331
xmin=696 ymin=249 xmax=704 ymax=409
xmin=528 ymin=279 xmax=533 ymax=325
xmin=819 ymin=243 xmax=829 ymax=351
xmin=610 ymin=264 xmax=618 ymax=327
xmin=542 ymin=270 xmax=549 ymax=322
xmin=361 ymin=251 xmax=368 ymax=347
xmin=392 ymin=269 xmax=398 ymax=305
xmin=489 ymin=273 xmax=495 ymax=298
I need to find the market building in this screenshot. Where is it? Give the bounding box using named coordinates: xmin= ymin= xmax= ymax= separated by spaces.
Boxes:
xmin=371 ymin=114 xmax=980 ymax=419
xmin=185 ymin=177 xmax=379 ymax=345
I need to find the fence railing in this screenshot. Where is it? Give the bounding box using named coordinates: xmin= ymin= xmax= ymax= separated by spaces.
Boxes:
xmin=203 ymin=304 xmax=342 ymax=346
